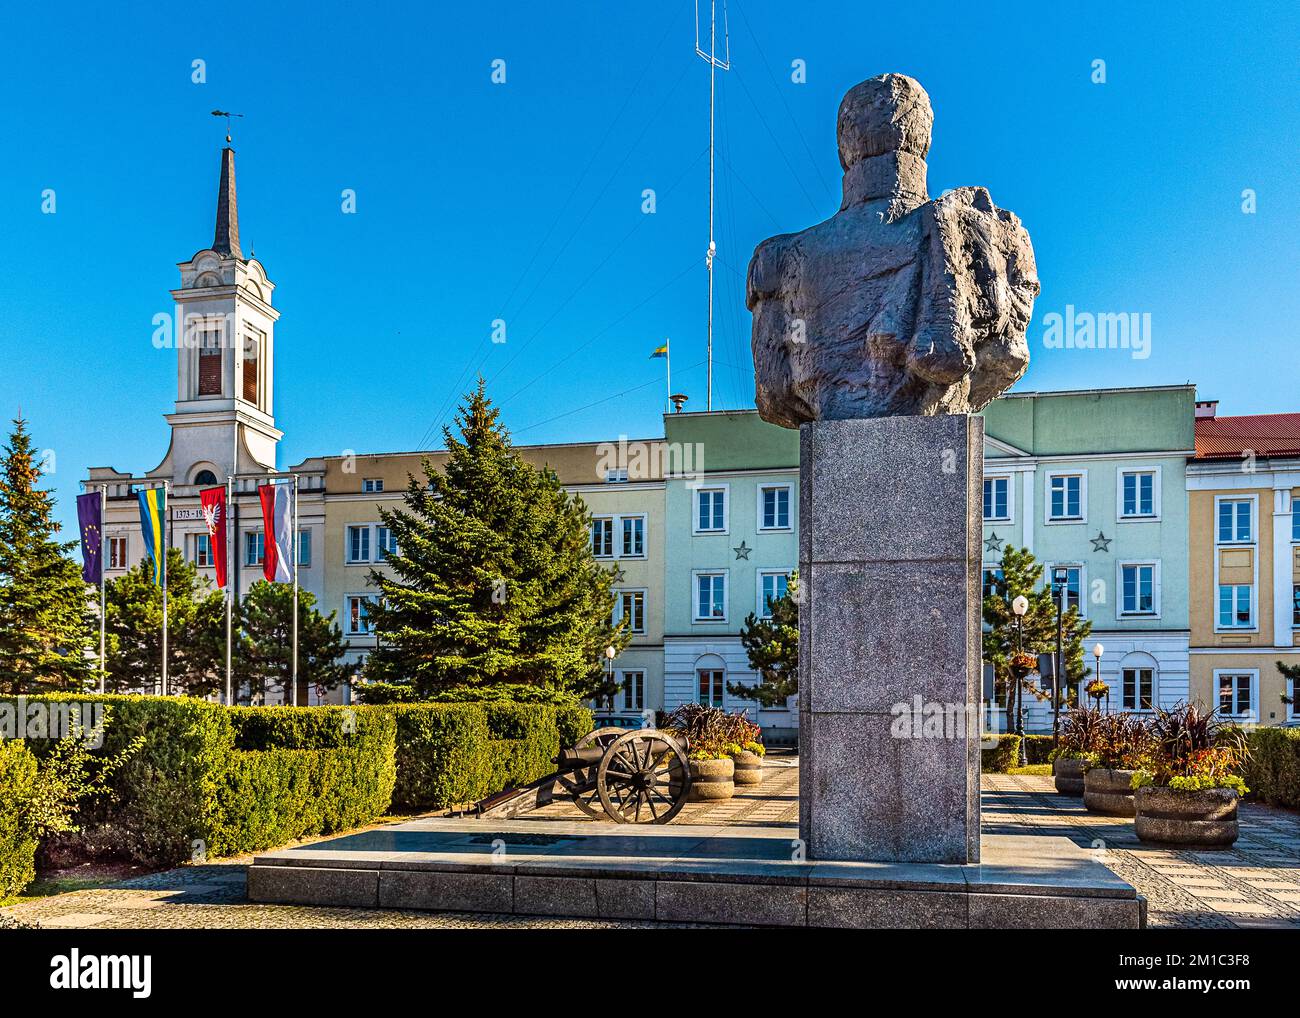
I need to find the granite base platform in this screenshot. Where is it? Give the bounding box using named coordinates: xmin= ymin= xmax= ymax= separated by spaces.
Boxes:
xmin=247 ymin=819 xmax=1146 ymax=929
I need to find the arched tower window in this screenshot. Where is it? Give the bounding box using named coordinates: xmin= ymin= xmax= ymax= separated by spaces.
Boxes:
xmin=193 ymin=469 xmax=219 ymax=486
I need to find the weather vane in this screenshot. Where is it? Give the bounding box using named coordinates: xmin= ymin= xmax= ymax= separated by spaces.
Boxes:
xmin=210 ymin=109 xmax=244 ymax=144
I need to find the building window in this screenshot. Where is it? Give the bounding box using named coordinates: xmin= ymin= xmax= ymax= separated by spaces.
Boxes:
xmin=298 ymin=530 xmax=312 ymax=567
xmin=605 ymin=467 xmax=628 ymax=483
xmin=981 ymin=567 xmax=1004 ymax=600
xmin=758 ymin=484 xmax=792 ymax=530
xmin=616 ymin=590 xmax=646 ymax=634
xmin=694 ymin=572 xmax=727 ymax=622
xmin=1051 ymin=565 xmax=1083 ymax=614
xmin=621 ymin=671 xmax=645 ymax=711
xmin=1293 ymin=507 xmax=1299 ymax=543
xmin=983 ymin=477 xmax=1010 ymax=522
xmin=197 ymin=326 xmax=222 ymax=397
xmin=1217 ymin=499 xmax=1253 ymax=543
xmin=345 ymin=595 xmax=377 ymax=636
xmin=695 ymin=488 xmax=727 ymax=533
xmin=1293 ymin=583 xmax=1299 ymax=628
xmin=1217 ymin=672 xmax=1255 ymax=720
xmin=759 ymin=571 xmax=789 ymax=617
xmin=376 ymin=526 xmax=398 ymax=562
xmin=193 ymin=469 xmax=219 ymax=487
xmin=1119 ymin=563 xmax=1156 ymax=616
xmin=697 ymin=668 xmax=724 ymax=707
xmin=363 ymin=478 xmax=384 ymax=493
xmin=1119 ymin=469 xmax=1157 ymax=519
xmin=108 ymin=536 xmax=129 ymax=570
xmin=1122 ymin=667 xmax=1154 ymax=711
xmin=244 ymin=531 xmax=265 ymax=567
xmin=241 ymin=331 xmax=261 ymax=404
xmin=590 ymin=517 xmax=614 ymax=558
xmin=194 ymin=533 xmax=214 ymax=567
xmin=1217 ymin=584 xmax=1253 ymax=629
xmin=621 ymin=516 xmax=645 ymax=557
xmin=1047 ymin=472 xmax=1084 ymax=522
xmin=346 ymin=525 xmax=371 ymax=564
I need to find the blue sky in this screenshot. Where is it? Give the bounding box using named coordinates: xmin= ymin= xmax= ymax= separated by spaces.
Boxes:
xmin=1 ymin=1 xmax=1296 ymax=532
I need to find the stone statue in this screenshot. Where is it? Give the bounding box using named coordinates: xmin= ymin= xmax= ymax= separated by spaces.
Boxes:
xmin=747 ymin=73 xmax=1039 ymax=427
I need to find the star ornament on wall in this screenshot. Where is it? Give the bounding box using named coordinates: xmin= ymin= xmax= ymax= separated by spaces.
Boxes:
xmin=733 ymin=541 xmax=751 ymax=560
xmin=611 ymin=567 xmax=626 ymax=584
xmin=1091 ymin=532 xmax=1112 ymax=553
xmin=983 ymin=532 xmax=1004 ymax=553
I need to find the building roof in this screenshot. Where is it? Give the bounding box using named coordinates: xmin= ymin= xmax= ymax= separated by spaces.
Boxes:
xmin=1194 ymin=412 xmax=1300 ymax=460
xmin=212 ymin=147 xmax=241 ymax=259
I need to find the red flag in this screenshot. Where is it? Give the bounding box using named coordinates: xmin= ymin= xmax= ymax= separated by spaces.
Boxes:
xmin=258 ymin=483 xmax=294 ymax=583
xmin=200 ymin=486 xmax=228 ymax=589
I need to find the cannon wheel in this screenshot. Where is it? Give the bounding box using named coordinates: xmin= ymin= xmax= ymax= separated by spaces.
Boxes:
xmin=596 ymin=730 xmax=691 ymax=824
xmin=552 ymin=727 xmax=629 ymax=819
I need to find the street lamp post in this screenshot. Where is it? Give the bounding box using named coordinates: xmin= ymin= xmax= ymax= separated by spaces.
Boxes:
xmin=1052 ymin=567 xmax=1068 ymax=743
xmin=604 ymin=645 xmax=617 ymax=711
xmin=1012 ymin=594 xmax=1029 ymax=766
xmin=1092 ymin=642 xmax=1105 ymax=710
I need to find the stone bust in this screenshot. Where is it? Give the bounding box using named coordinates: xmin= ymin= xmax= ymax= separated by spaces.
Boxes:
xmin=747 ymin=73 xmax=1039 ymax=427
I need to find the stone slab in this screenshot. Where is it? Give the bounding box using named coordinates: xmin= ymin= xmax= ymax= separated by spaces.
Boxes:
xmin=246 ymin=819 xmax=1142 ymax=928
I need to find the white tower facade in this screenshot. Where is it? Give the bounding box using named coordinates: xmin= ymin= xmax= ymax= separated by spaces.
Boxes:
xmin=155 ymin=146 xmax=282 ymax=485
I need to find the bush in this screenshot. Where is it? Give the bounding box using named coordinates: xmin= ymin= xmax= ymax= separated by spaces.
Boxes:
xmin=1245 ymin=727 xmax=1300 ymax=808
xmin=1022 ymin=735 xmax=1054 ymax=764
xmin=0 ymin=741 xmax=38 ymax=899
xmin=981 ymin=734 xmax=1021 ymax=772
xmin=352 ymin=682 xmax=416 ymax=705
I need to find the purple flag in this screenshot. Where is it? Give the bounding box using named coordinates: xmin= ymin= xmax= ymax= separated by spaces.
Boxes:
xmin=76 ymin=491 xmax=103 ymax=584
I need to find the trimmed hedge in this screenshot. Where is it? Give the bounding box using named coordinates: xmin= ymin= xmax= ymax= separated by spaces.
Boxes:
xmin=981 ymin=734 xmax=1021 ymax=772
xmin=0 ymin=740 xmax=38 ymax=899
xmin=386 ymin=701 xmax=593 ymax=812
xmin=1245 ymin=727 xmax=1300 ymax=808
xmin=1023 ymin=735 xmax=1054 ymax=765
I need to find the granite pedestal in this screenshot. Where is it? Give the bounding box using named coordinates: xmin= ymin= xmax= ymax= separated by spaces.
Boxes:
xmin=799 ymin=415 xmax=982 ymax=863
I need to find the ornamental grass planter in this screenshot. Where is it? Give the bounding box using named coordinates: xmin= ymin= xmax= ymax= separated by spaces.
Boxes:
xmin=1053 ymin=757 xmax=1086 ymax=797
xmin=732 ymin=751 xmax=764 ymax=787
xmin=1134 ymin=786 xmax=1240 ymax=847
xmin=1083 ymin=767 xmax=1138 ymax=816
xmin=688 ymin=757 xmax=735 ymax=801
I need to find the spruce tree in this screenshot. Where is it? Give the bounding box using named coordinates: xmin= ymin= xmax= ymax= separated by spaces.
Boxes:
xmin=729 ymin=572 xmax=799 ymax=707
xmin=364 ymin=382 xmax=625 ymax=697
xmin=103 ymin=547 xmax=224 ymax=695
xmin=236 ymin=580 xmax=348 ymax=705
xmin=0 ymin=418 xmax=93 ymax=693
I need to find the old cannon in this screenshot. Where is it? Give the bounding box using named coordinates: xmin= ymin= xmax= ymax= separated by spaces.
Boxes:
xmin=467 ymin=726 xmax=692 ymax=824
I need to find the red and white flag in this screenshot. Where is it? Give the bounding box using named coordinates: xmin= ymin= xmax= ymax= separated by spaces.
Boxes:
xmin=199 ymin=486 xmax=228 ymax=589
xmin=258 ymin=482 xmax=294 ymax=583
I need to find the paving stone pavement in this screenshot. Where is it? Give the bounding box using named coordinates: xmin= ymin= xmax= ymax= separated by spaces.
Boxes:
xmin=4 ymin=764 xmax=1298 ymax=930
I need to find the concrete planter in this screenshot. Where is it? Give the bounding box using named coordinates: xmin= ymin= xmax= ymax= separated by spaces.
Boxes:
xmin=1135 ymin=786 xmax=1240 ymax=847
xmin=732 ymin=751 xmax=764 ymax=786
xmin=1083 ymin=768 xmax=1138 ymax=817
xmin=688 ymin=757 xmax=735 ymax=801
xmin=1053 ymin=757 xmax=1086 ymax=797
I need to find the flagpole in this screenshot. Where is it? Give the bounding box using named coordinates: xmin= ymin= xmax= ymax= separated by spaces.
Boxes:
xmin=225 ymin=475 xmax=233 ymax=706
xmin=99 ymin=485 xmax=106 ymax=694
xmin=291 ymin=473 xmax=299 ymax=708
xmin=666 ymin=339 xmax=672 ymax=409
xmin=162 ymin=480 xmax=170 ymax=697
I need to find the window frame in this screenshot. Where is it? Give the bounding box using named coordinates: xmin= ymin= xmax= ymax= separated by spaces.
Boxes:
xmin=756 ymin=482 xmax=794 ymax=532
xmin=1214 ymin=495 xmax=1255 ymax=545
xmin=1213 ymin=668 xmax=1258 ymax=723
xmin=693 ymin=485 xmax=729 ymax=535
xmin=620 ymin=514 xmax=647 ymax=559
xmin=1116 ymin=559 xmax=1161 ymax=619
xmin=244 ymin=531 xmax=265 ymax=567
xmin=345 ymin=524 xmax=372 ymax=565
xmin=107 ymin=535 xmax=129 ymax=571
xmin=193 ymin=532 xmax=214 ymax=568
xmin=697 ymin=667 xmax=725 ymax=707
xmin=615 ymin=588 xmax=647 ymax=635
xmin=1116 ymin=465 xmax=1161 ymax=522
xmin=619 ymin=669 xmax=645 ymax=712
xmin=1216 ymin=583 xmax=1255 ymax=631
xmin=362 ymin=478 xmax=384 ymax=493
xmin=982 ymin=475 xmax=1013 ymax=523
xmin=1044 ymin=469 xmax=1087 ymax=525
xmin=1121 ymin=665 xmax=1156 ymax=712
xmin=692 ymin=569 xmax=729 ymax=623
xmin=756 ymin=569 xmax=792 ymax=618
xmin=344 ymin=593 xmax=379 ymax=636
xmin=1048 ymin=562 xmax=1086 ymax=619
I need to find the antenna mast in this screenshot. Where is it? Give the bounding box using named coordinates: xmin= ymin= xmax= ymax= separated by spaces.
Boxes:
xmin=695 ymin=0 xmax=730 ymax=411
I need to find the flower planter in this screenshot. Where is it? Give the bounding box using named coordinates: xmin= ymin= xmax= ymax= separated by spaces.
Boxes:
xmin=1083 ymin=767 xmax=1138 ymax=816
xmin=732 ymin=750 xmax=764 ymax=786
xmin=1053 ymin=757 xmax=1085 ymax=797
xmin=1135 ymin=786 xmax=1239 ymax=847
xmin=688 ymin=757 xmax=735 ymax=801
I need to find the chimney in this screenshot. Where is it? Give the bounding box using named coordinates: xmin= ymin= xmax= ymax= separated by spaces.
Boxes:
xmin=1195 ymin=400 xmax=1218 ymax=420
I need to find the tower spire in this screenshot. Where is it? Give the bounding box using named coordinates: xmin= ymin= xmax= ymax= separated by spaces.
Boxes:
xmin=212 ymin=146 xmax=242 ymax=259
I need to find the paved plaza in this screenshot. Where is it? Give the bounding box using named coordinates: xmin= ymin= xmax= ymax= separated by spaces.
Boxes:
xmin=4 ymin=762 xmax=1298 ymax=930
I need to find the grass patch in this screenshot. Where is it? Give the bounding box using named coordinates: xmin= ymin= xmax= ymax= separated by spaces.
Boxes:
xmin=1005 ymin=764 xmax=1052 ymax=776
